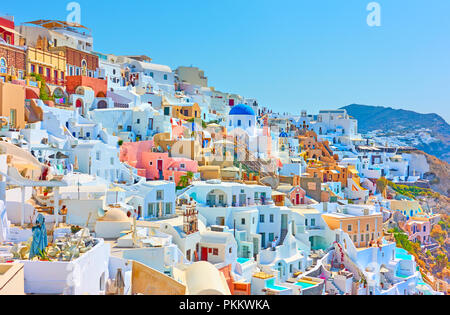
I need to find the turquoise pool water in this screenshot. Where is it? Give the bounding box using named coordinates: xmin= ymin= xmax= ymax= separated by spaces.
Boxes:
xmin=395 ymin=248 xmax=412 ymax=260
xmin=237 ymin=257 xmax=250 ymax=264
xmin=417 ymin=281 xmax=426 ymax=285
xmin=396 ymin=272 xmax=409 ymax=278
xmin=266 ymin=278 xmax=288 ymax=291
xmin=295 ymin=281 xmax=316 ymax=289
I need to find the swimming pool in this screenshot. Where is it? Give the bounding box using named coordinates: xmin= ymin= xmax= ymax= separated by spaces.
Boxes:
xmin=237 ymin=257 xmax=250 ymax=264
xmin=295 ymin=281 xmax=316 ymax=289
xmin=396 ymin=272 xmax=409 ymax=278
xmin=395 ymin=248 xmax=412 ymax=260
xmin=266 ymin=278 xmax=288 ymax=291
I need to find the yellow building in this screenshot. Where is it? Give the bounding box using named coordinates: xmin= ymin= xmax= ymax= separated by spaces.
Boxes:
xmin=322 ymin=211 xmax=383 ymax=248
xmin=162 ymin=97 xmax=202 ymax=120
xmin=389 ymin=200 xmax=424 ymax=218
xmin=27 ymin=46 xmax=66 ymax=86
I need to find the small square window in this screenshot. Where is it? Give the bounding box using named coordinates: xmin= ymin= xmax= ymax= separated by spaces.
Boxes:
xmin=241 ymin=218 xmax=245 ymax=225
xmin=213 ymin=248 xmax=218 ymax=255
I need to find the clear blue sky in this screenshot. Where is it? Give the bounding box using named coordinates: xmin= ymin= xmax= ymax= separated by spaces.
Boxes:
xmin=3 ymin=0 xmax=450 ymax=122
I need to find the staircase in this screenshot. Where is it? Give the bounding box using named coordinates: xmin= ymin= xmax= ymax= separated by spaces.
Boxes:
xmin=279 ymin=229 xmax=288 ymax=245
xmin=327 ymin=278 xmax=345 ymax=295
xmin=236 ymin=146 xmax=277 ymax=178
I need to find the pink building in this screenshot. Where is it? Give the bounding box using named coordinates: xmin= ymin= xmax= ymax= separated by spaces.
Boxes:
xmin=404 ymin=220 xmax=431 ymax=244
xmin=120 ymin=140 xmax=198 ymax=185
xmin=278 ymin=185 xmax=307 ymax=206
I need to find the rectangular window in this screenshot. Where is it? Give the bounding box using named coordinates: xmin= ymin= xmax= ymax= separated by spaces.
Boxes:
xmin=110 ymin=157 xmax=114 ymax=165
xmin=311 ymin=218 xmax=316 ymax=226
xmin=147 ymin=203 xmax=155 ymax=217
xmin=241 ymin=218 xmax=245 ymax=225
xmin=366 ymin=224 xmax=370 ymax=231
xmin=96 ymin=151 xmax=101 ymax=160
xmin=270 ymin=214 xmax=274 ymax=223
xmin=269 ymin=233 xmax=274 ymax=242
xmin=9 ymin=109 xmax=17 ymax=128
xmin=259 ymin=214 xmax=264 ymax=223
xmin=31 ymin=64 xmax=35 ymax=73
xmin=347 ymin=224 xmax=352 ymax=232
xmin=156 ymin=190 xmax=164 ymax=200
xmin=213 ymin=248 xmax=218 ymax=256
xmin=165 ymin=203 xmax=172 ymax=215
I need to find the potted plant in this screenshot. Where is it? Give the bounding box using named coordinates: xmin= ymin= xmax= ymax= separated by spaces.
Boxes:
xmin=43 ymin=187 xmax=49 ymax=197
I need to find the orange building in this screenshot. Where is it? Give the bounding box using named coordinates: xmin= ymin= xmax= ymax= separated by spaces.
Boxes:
xmin=65 ymin=75 xmax=107 ymax=97
xmin=322 ymin=211 xmax=383 ymax=248
xmin=0 ymin=81 xmax=26 ymax=129
xmin=298 ymin=130 xmax=337 ymax=165
xmin=306 ymin=164 xmax=350 ymax=188
xmin=163 ymin=100 xmax=201 ymax=120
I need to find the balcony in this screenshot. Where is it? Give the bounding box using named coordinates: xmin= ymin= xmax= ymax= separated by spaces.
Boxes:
xmin=44 ymin=77 xmax=66 ymax=86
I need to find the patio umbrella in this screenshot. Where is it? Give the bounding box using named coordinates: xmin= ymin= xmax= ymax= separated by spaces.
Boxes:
xmin=29 ymin=213 xmax=48 ymax=260
xmin=48 ymin=151 xmax=69 ymax=159
xmin=380 ymin=267 xmax=390 ymax=273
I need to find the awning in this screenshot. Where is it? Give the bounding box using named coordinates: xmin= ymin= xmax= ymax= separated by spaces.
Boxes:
xmin=25 ymin=19 xmax=90 ymax=31
xmin=0 ymin=25 xmax=22 ymax=37
xmin=221 ymin=166 xmax=240 ymax=172
xmin=380 ymin=267 xmax=389 ymax=273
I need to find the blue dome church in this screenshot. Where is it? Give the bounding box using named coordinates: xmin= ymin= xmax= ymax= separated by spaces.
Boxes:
xmin=227 ymin=104 xmax=257 ymax=136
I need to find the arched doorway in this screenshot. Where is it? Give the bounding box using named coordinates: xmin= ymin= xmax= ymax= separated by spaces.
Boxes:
xmin=75 ymin=98 xmax=84 ymax=116
xmin=97 ymin=100 xmax=107 ymax=109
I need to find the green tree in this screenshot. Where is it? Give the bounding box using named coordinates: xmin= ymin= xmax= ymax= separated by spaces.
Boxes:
xmin=30 ymin=73 xmax=53 ymax=101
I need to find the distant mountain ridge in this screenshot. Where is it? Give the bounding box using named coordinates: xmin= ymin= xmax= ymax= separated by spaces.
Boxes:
xmin=340 ymin=104 xmax=450 ymax=163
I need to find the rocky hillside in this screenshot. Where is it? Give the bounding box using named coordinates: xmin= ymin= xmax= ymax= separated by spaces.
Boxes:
xmin=420 ymin=151 xmax=450 ymax=198
xmin=341 ymin=104 xmax=450 ymax=162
